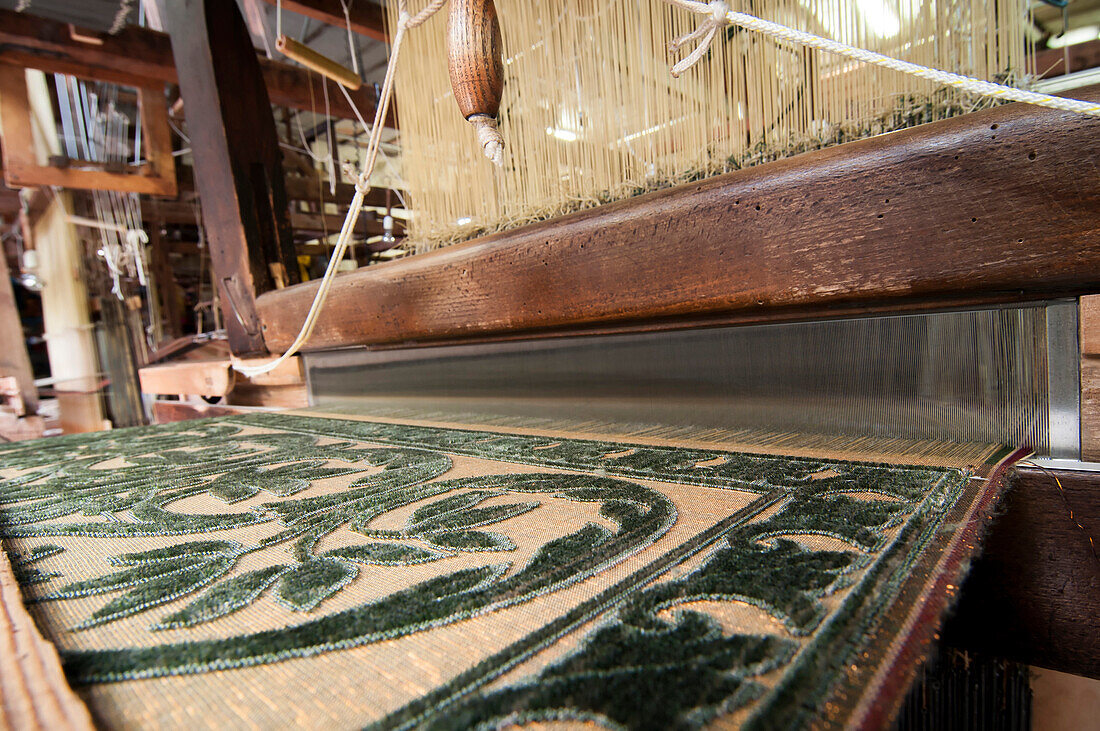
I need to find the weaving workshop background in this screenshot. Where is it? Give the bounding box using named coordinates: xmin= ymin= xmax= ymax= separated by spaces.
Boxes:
xmin=0 ymin=412 xmax=1014 ymax=728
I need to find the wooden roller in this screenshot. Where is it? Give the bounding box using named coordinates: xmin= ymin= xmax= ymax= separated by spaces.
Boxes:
xmin=447 ymin=0 xmax=505 ymax=165
xmin=277 ymin=35 xmax=362 ymax=91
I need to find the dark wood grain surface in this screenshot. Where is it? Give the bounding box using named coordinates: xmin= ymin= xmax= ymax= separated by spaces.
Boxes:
xmin=257 ymin=87 xmax=1100 ymax=353
xmin=945 ymin=466 xmax=1100 ymax=679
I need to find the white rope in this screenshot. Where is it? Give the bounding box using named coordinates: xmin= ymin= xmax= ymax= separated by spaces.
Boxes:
xmin=664 ymin=0 xmax=1100 ymax=117
xmin=234 ymin=0 xmax=445 ymax=377
xmin=340 ymin=0 xmax=361 ymax=77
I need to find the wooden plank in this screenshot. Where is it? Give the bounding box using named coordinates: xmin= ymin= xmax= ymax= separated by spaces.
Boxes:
xmin=259 ymin=0 xmax=389 ymax=42
xmin=227 ymin=383 xmax=309 ymax=408
xmin=163 ymin=0 xmax=300 ymax=354
xmin=139 ymin=359 xmax=234 ymax=397
xmin=0 ymin=8 xmax=392 ymax=124
xmin=150 ymin=400 xmax=267 ymax=423
xmin=1083 ymin=356 xmax=1100 ymax=463
xmin=1083 ymin=295 xmax=1100 ymax=357
xmin=944 ymin=466 xmax=1100 ymax=679
xmin=230 ymin=355 xmax=305 ymax=387
xmin=256 ymin=88 xmax=1100 ymax=352
xmin=0 ymin=545 xmax=95 ymax=731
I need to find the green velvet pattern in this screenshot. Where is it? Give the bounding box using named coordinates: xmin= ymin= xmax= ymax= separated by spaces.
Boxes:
xmin=0 ymin=413 xmax=972 ymax=729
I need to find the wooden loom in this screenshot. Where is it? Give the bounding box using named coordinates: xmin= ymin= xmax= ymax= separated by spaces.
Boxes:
xmin=1 ymin=0 xmax=1098 ymax=725
xmin=249 ymin=0 xmax=1100 ymax=691
xmin=126 ymin=0 xmax=1099 ymax=687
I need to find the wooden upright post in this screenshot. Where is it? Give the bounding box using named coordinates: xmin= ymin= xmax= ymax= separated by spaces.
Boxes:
xmin=159 ymin=0 xmax=298 ymax=354
xmin=0 ymin=247 xmax=37 ymax=416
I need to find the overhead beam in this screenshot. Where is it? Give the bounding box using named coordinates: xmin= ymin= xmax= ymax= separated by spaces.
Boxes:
xmin=260 ymin=0 xmax=389 ymax=43
xmin=256 ymin=88 xmax=1100 ymax=352
xmin=0 ymin=8 xmax=394 ymax=124
xmin=142 ymin=198 xmax=402 ymax=238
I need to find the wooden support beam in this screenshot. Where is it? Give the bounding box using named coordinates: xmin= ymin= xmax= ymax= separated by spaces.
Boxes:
xmin=142 ymin=198 xmax=402 ymax=239
xmin=260 ymin=0 xmax=389 ymax=43
xmin=162 ymin=0 xmax=300 ymax=354
xmin=289 ymin=210 xmax=400 ymax=238
xmin=270 ymin=177 xmax=400 ymax=209
xmin=148 ymin=227 xmax=184 ymax=339
xmin=0 ymin=240 xmax=37 ymax=416
xmin=945 ymin=466 xmax=1100 ymax=679
xmin=256 ymin=89 xmax=1100 ymax=352
xmin=0 ymin=8 xmax=393 ymax=124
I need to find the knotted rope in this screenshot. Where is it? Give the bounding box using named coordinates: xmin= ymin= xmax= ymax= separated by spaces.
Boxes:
xmin=663 ymin=0 xmax=1100 ymax=117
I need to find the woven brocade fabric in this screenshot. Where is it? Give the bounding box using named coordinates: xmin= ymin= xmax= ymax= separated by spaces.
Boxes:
xmin=0 ymin=412 xmax=1014 ymax=729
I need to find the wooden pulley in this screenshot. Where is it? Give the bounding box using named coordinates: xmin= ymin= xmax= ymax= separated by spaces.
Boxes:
xmin=447 ymin=0 xmax=505 ymax=166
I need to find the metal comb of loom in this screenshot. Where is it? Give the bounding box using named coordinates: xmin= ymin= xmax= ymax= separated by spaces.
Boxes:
xmin=302 ymin=300 xmax=1081 ymax=463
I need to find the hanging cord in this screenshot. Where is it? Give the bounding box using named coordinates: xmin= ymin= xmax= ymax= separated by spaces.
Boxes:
xmin=340 ymin=0 xmax=362 ymax=77
xmin=234 ymin=0 xmax=447 ymax=377
xmin=663 ymin=0 xmax=1100 ymax=117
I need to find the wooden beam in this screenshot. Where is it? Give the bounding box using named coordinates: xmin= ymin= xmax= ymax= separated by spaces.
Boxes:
xmin=162 ymin=0 xmax=299 ymax=354
xmin=1034 ymin=38 xmax=1100 ymax=79
xmin=944 ymin=466 xmax=1100 ymax=679
xmin=275 ymin=177 xmax=401 ymax=209
xmin=289 ymin=210 xmax=401 ymax=238
xmin=0 ymin=67 xmax=176 ymax=196
xmin=0 ymin=8 xmax=392 ymax=124
xmin=260 ymin=0 xmax=389 ymax=43
xmin=256 ymin=88 xmax=1100 ymax=352
xmin=139 ymin=359 xmax=234 ymax=397
xmin=0 ymin=546 xmax=95 ymax=731
xmin=142 ymin=198 xmax=402 ymax=239
xmin=0 ymin=241 xmax=37 ymax=415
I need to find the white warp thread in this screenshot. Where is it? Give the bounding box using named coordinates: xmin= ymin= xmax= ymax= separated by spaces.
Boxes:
xmin=665 ymin=0 xmax=1100 ymax=117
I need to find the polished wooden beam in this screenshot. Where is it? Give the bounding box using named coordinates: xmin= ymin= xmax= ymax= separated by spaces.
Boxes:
xmin=257 ymin=88 xmax=1100 ymax=352
xmin=260 ymin=0 xmax=388 ymax=43
xmin=163 ymin=0 xmax=299 ymax=354
xmin=0 ymin=8 xmax=392 ymax=124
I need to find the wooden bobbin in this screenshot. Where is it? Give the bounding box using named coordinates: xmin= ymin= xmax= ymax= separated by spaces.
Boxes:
xmin=276 ymin=35 xmax=362 ymax=91
xmin=447 ymin=0 xmax=505 ymax=164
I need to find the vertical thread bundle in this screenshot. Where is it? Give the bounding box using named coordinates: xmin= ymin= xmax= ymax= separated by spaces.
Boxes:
xmin=390 ymin=0 xmax=1026 ymax=251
